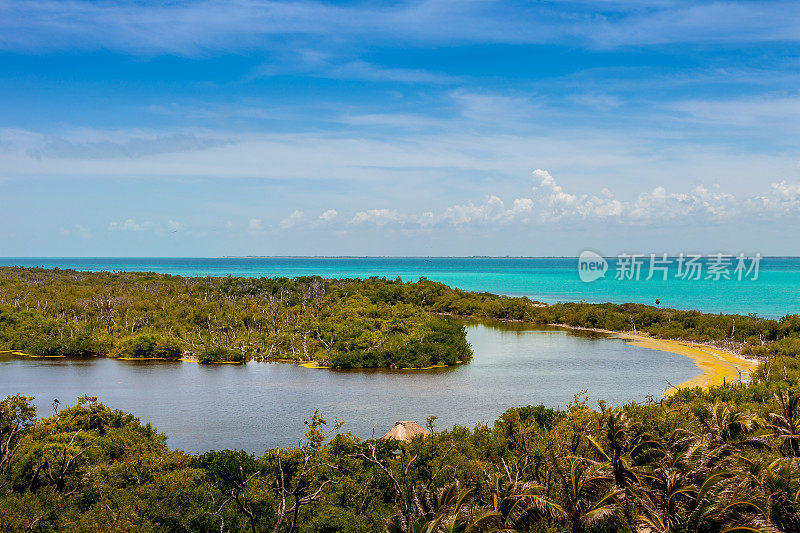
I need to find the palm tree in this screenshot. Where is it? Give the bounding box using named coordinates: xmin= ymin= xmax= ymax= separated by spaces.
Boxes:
xmin=553 ymin=457 xmax=619 ymax=533
xmin=768 ymin=390 xmax=800 ymax=458
xmin=702 ymin=404 xmax=767 ymax=451
xmin=482 ymin=472 xmax=564 ymax=531
xmin=636 ymin=421 xmax=778 ymax=533
xmin=634 ymin=466 xmax=695 ymax=533
xmin=385 ymin=484 xmax=497 ymax=533
xmin=586 ymin=409 xmax=662 ymax=530
xmin=739 ymin=456 xmax=800 ymax=531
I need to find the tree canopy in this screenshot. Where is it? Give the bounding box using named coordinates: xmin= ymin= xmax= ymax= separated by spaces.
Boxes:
xmin=1 ymin=267 xmax=798 ymax=367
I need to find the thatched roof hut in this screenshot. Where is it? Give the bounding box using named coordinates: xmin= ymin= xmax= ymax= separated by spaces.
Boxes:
xmin=380 ymin=421 xmax=430 ymax=442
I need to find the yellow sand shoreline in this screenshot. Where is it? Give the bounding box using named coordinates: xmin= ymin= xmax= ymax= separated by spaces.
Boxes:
xmin=1 ymin=349 xmax=60 ymax=358
xmin=551 ymin=324 xmax=760 ymax=397
xmin=1 ymin=350 xmax=242 ymax=364
xmin=300 ymin=361 xmax=330 ymax=369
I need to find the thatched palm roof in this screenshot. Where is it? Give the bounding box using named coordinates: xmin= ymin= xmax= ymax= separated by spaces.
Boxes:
xmin=380 ymin=421 xmax=430 ymax=442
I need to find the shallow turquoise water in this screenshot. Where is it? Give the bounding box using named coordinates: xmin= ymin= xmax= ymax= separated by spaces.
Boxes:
xmin=1 ymin=256 xmax=798 ymax=317
xmin=0 ymin=323 xmax=698 ymax=453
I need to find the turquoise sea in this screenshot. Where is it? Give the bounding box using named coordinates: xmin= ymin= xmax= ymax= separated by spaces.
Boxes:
xmin=1 ymin=256 xmax=798 ymax=318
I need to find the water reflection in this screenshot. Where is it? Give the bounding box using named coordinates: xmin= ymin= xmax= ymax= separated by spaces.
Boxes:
xmin=0 ymin=323 xmax=698 ymax=453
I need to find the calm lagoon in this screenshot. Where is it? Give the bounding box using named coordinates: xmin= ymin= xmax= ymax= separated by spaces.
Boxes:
xmin=0 ymin=322 xmax=698 ymax=453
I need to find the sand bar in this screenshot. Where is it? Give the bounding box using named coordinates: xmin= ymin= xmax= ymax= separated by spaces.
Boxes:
xmin=550 ymin=324 xmax=759 ymax=397
xmin=617 ymin=333 xmax=759 ymax=397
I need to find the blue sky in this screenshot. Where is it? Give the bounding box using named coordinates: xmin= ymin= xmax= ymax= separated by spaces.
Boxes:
xmin=0 ymin=0 xmax=799 ymax=256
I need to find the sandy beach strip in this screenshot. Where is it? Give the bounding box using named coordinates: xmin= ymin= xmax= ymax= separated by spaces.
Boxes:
xmin=617 ymin=334 xmax=759 ymax=397
xmin=550 ymin=324 xmax=759 ymax=397
xmin=0 ymin=349 xmax=61 ymax=358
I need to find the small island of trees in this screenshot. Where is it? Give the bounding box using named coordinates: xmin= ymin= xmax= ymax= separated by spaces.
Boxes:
xmin=1 ymin=267 xmax=799 ymax=369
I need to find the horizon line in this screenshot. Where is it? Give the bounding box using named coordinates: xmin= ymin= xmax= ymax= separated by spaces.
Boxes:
xmin=0 ymin=255 xmax=795 ymax=260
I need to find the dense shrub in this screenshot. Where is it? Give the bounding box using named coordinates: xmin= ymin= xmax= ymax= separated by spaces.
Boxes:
xmin=111 ymin=334 xmax=184 ymax=359
xmin=198 ymin=346 xmax=244 ymax=363
xmin=26 ymin=335 xmax=105 ymax=357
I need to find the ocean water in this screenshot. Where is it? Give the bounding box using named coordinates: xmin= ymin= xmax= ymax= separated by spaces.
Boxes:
xmin=1 ymin=256 xmax=798 ymax=318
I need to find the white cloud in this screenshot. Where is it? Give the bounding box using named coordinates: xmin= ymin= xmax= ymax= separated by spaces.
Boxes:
xmin=58 ymin=224 xmax=91 ymax=239
xmin=450 ymin=90 xmax=537 ymax=124
xmin=248 ymin=218 xmax=263 ymax=231
xmin=167 ymin=219 xmax=184 ymax=231
xmin=31 ymin=133 xmax=227 ymax=159
xmin=339 ymin=113 xmax=449 ymax=131
xmin=571 ymin=94 xmax=622 ymax=110
xmin=2 ymin=0 xmax=798 ymax=56
xmin=336 ymin=170 xmax=800 ymax=230
xmin=350 ymin=209 xmax=401 ymax=226
xmin=626 ymin=185 xmax=737 ymax=222
xmin=530 ymin=169 xmax=626 ymax=222
xmin=670 ymin=96 xmax=800 ymax=130
xmin=749 ymin=181 xmax=800 ymax=214
xmin=319 ymin=209 xmax=338 ymax=222
xmin=254 ymin=56 xmax=457 ymax=85
xmin=106 ymin=219 xmax=189 ymax=234
xmin=435 ymin=171 xmax=623 ymax=226
xmin=279 ymin=210 xmax=305 ymax=229
xmin=0 ymin=123 xmax=794 ymax=195
xmin=418 ymin=211 xmax=435 ymax=227
xmin=109 ymin=218 xmax=150 ymax=231
xmin=441 ymin=195 xmax=508 ymax=225
xmin=512 ymin=198 xmax=534 ymax=213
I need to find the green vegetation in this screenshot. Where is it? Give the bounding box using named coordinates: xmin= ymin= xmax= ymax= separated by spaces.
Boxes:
xmin=110 ymin=333 xmax=184 ymax=359
xmin=1 ymin=267 xmax=799 ymax=369
xmin=4 ymin=372 xmax=800 ymax=531
xmin=0 ymin=268 xmax=473 ymax=368
xmin=198 ymin=345 xmax=245 ymax=364
xmin=2 ymin=267 xmax=800 ymax=530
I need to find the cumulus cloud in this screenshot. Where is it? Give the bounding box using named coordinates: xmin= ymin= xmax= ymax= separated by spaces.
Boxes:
xmin=749 ymin=181 xmax=800 ymax=214
xmin=350 ymin=209 xmax=401 ymax=226
xmin=629 ymin=185 xmax=737 ymax=221
xmin=279 ymin=210 xmax=305 ymax=229
xmin=58 ymin=224 xmax=91 ymax=239
xmin=109 ymin=218 xmax=151 ymax=232
xmin=107 ymin=219 xmax=188 ymax=234
xmin=102 ymin=170 xmax=800 ymax=238
xmin=319 ymin=209 xmax=338 ymax=222
xmin=441 ymin=195 xmax=507 ymax=225
xmin=436 ymin=171 xmax=623 ymax=226
xmin=167 ymin=219 xmax=184 ymax=231
xmin=458 ymin=169 xmax=623 ymax=223
xmin=343 ymin=170 xmax=800 ymax=230
xmin=418 ymin=211 xmax=435 ymax=227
